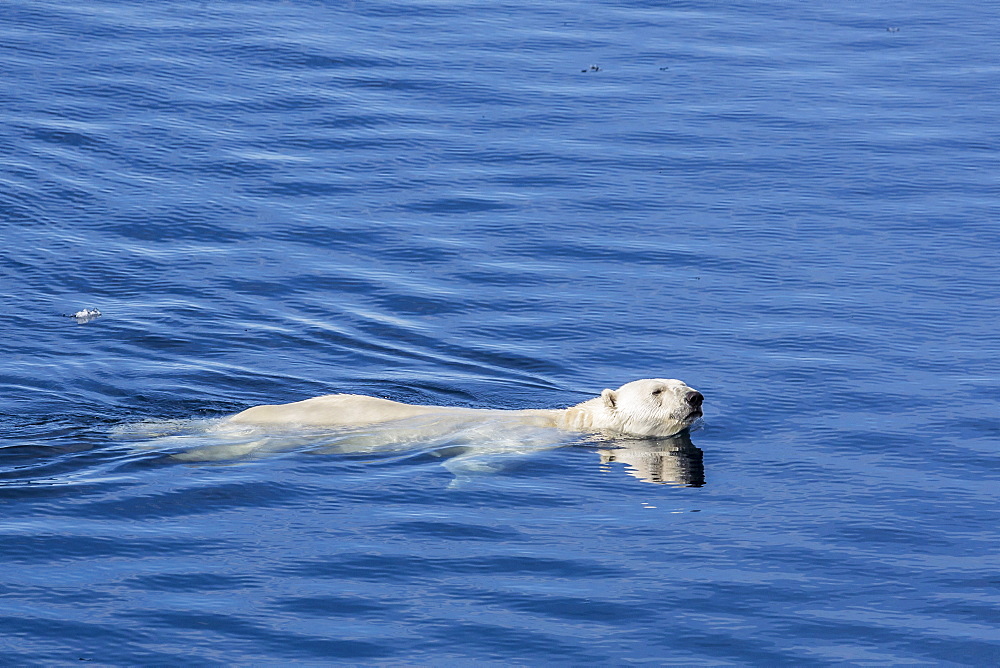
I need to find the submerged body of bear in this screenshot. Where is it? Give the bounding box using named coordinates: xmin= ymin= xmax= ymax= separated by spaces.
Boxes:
xmin=229 ymin=378 xmax=704 ymax=439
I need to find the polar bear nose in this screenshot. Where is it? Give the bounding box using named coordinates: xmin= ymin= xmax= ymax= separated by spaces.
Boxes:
xmin=685 ymin=391 xmax=703 ymax=408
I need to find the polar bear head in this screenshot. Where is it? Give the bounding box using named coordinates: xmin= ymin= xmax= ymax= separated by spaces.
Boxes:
xmin=597 ymin=378 xmax=703 ymax=438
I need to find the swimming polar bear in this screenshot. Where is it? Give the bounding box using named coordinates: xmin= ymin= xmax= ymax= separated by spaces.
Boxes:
xmin=229 ymin=378 xmax=704 ymax=439
xmin=117 ymin=379 xmax=704 ymax=480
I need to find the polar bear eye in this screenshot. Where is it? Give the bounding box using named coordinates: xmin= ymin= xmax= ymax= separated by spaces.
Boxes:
xmin=651 ymin=388 xmax=663 ymax=396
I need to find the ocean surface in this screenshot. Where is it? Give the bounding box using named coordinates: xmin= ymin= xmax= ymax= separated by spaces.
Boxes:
xmin=2 ymin=0 xmax=998 ymax=664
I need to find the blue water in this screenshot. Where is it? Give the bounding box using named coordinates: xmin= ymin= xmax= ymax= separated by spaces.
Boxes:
xmin=2 ymin=0 xmax=999 ymax=664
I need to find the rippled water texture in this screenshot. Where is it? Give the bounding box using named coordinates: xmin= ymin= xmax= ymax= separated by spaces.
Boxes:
xmin=2 ymin=0 xmax=999 ymax=664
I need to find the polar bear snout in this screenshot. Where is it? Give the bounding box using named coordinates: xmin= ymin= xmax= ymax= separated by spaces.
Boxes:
xmin=681 ymin=390 xmax=704 ymax=421
xmin=685 ymin=391 xmax=703 ymax=409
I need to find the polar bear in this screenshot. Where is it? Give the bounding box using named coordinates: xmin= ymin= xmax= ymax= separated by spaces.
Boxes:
xmin=229 ymin=378 xmax=703 ymax=439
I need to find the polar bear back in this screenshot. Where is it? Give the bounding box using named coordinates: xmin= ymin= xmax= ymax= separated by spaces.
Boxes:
xmin=227 ymin=378 xmax=701 ymax=437
xmin=229 ymin=394 xmax=455 ymax=426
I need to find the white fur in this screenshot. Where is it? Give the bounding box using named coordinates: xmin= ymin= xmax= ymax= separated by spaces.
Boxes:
xmin=228 ymin=378 xmax=702 ymax=439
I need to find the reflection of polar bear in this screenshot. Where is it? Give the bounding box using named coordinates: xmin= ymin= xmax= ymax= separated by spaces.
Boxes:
xmin=598 ymin=432 xmax=704 ymax=486
xmin=230 ymin=378 xmax=703 ymax=439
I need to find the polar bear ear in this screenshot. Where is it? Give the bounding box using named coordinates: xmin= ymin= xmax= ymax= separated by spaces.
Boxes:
xmin=601 ymin=389 xmax=617 ymax=410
